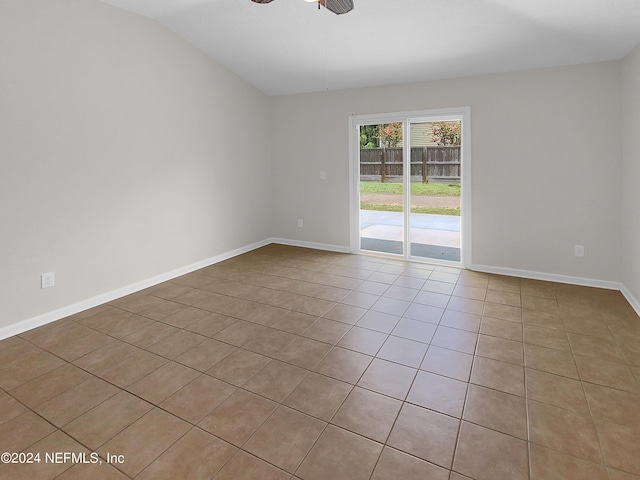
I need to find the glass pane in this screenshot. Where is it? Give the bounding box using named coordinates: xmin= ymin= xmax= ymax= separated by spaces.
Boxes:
xmin=359 ymin=122 xmax=405 ymax=255
xmin=409 ymin=121 xmax=461 ymax=261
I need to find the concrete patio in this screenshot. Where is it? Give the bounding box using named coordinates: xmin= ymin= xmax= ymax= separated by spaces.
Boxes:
xmin=360 ymin=210 xmax=461 ymax=261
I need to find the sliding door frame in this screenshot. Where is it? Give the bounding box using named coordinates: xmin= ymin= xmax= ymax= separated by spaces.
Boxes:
xmin=348 ymin=107 xmax=472 ymax=268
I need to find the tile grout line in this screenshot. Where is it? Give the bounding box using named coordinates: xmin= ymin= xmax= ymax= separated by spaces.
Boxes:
xmin=523 ymin=286 xmax=534 ymax=480
xmin=5 ymin=246 xmax=640 ymax=479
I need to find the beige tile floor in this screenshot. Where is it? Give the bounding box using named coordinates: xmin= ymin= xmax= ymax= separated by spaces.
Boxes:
xmin=1 ymin=244 xmax=640 ymax=480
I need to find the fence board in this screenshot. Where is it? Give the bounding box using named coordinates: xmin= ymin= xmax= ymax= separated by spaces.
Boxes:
xmin=360 ymin=146 xmax=460 ymax=182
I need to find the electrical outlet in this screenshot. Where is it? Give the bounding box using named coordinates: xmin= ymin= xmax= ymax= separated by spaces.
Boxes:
xmin=41 ymin=272 xmax=55 ymax=289
xmin=297 ymin=219 xmax=303 ymax=228
xmin=320 ymin=171 xmax=327 ymax=180
xmin=574 ymin=245 xmax=584 ymax=257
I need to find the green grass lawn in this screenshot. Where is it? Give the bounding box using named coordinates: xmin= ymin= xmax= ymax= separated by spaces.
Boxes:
xmin=360 ymin=202 xmax=460 ymax=216
xmin=360 ymin=181 xmax=460 ymax=196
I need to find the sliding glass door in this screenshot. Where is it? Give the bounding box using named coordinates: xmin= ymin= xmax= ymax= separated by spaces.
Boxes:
xmin=359 ymin=122 xmax=406 ymax=256
xmin=351 ymin=109 xmax=469 ymax=266
xmin=408 ymin=119 xmax=461 ymax=261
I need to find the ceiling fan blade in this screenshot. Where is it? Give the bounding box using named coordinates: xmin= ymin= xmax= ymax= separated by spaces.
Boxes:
xmin=250 ymin=0 xmax=354 ymax=14
xmin=321 ymin=0 xmax=354 ymax=15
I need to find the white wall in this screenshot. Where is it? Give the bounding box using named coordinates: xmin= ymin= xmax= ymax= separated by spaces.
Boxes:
xmin=1 ymin=0 xmax=635 ymax=336
xmin=270 ymin=62 xmax=623 ymax=283
xmin=0 ymin=0 xmax=272 ymax=330
xmin=622 ymin=44 xmax=640 ymax=308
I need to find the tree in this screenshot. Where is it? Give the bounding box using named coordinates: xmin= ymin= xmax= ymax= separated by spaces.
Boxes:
xmin=378 ymin=123 xmax=403 ymax=147
xmin=432 ymin=121 xmax=461 ymax=145
xmin=359 ymin=123 xmax=403 ymax=148
xmin=360 ymin=125 xmax=380 ymax=148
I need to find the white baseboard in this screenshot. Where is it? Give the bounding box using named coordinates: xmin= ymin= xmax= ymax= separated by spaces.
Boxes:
xmin=471 ymin=263 xmax=640 ymax=317
xmin=620 ymin=284 xmax=640 ymax=317
xmin=470 ymin=263 xmax=623 ymax=290
xmin=0 ymin=239 xmax=271 ymax=341
xmin=3 ymin=242 xmax=639 ymax=341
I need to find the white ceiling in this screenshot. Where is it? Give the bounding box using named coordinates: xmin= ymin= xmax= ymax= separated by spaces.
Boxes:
xmin=99 ymin=0 xmax=640 ymax=96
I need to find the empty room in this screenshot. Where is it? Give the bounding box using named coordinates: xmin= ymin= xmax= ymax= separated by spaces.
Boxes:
xmin=1 ymin=0 xmax=640 ymax=479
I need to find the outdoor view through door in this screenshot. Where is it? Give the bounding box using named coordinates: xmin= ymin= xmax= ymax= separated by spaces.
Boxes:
xmin=358 ymin=117 xmax=462 ymax=262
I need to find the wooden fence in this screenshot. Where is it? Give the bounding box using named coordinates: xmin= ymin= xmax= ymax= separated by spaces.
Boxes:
xmin=360 ymin=146 xmax=460 ymax=183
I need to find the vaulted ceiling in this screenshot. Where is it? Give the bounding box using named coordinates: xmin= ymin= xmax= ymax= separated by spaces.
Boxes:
xmin=99 ymin=0 xmax=640 ymax=95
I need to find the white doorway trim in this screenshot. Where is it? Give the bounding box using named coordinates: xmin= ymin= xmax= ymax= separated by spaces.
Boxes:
xmin=348 ymin=107 xmax=472 ymax=268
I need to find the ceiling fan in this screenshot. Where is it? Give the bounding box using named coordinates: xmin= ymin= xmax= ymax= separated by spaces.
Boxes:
xmin=251 ymin=0 xmax=354 ymax=15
